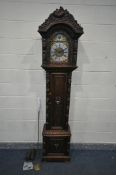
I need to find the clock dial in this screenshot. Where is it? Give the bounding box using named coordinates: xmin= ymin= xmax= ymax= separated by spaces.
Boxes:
xmin=50 ymin=34 xmax=69 ymax=64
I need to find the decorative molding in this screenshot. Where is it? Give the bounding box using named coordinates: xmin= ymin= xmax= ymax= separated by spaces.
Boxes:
xmin=43 ymin=124 xmax=71 ymax=137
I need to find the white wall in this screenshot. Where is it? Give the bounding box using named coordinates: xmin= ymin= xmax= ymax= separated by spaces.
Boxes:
xmin=0 ymin=0 xmax=116 ymax=143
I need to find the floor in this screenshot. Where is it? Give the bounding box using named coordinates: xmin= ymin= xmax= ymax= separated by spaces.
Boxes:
xmin=0 ymin=149 xmax=116 ymax=175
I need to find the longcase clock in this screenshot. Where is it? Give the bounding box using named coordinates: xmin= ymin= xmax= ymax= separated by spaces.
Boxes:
xmin=38 ymin=7 xmax=83 ymax=161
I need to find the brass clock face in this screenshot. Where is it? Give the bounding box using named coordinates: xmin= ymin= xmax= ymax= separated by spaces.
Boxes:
xmin=50 ymin=34 xmax=69 ymax=64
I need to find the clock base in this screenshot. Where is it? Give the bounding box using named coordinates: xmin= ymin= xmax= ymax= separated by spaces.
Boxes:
xmin=42 ymin=124 xmax=71 ymax=162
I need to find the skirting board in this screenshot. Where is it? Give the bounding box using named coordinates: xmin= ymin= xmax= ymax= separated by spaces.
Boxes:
xmin=0 ymin=142 xmax=116 ymax=150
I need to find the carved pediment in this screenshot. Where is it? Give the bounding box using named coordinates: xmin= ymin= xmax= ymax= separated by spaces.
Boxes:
xmin=38 ymin=6 xmax=83 ymax=37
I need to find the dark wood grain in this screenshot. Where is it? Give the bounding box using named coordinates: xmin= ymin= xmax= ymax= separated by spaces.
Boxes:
xmin=38 ymin=6 xmax=83 ymax=161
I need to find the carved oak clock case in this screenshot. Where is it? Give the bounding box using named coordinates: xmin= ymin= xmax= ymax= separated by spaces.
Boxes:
xmin=38 ymin=7 xmax=83 ymax=161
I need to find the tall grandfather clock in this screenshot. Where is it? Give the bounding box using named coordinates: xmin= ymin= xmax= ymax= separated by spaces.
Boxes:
xmin=38 ymin=7 xmax=83 ymax=161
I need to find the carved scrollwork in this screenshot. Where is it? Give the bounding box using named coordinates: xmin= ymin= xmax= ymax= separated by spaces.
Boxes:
xmin=54 ymin=6 xmax=65 ymax=18
xmin=38 ymin=6 xmax=83 ymax=37
xmin=46 ymin=72 xmax=51 ymax=124
xmin=65 ymin=73 xmax=72 ymax=122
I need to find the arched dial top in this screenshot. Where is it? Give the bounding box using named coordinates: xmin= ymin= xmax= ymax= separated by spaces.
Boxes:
xmin=50 ymin=33 xmax=69 ymax=64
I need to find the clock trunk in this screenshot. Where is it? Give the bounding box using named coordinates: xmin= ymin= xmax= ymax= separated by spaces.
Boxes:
xmin=46 ymin=72 xmax=71 ymax=130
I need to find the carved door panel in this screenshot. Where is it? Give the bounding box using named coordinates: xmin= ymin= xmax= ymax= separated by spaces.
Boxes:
xmin=49 ymin=73 xmax=67 ymax=129
xmin=44 ymin=137 xmax=69 ymax=156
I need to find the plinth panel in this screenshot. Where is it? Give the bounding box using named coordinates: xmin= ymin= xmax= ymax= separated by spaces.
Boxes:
xmin=42 ymin=124 xmax=71 ymax=161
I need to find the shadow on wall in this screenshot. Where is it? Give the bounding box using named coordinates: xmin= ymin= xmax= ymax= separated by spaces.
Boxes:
xmin=70 ymin=40 xmax=90 ymax=142
xmin=21 ymin=38 xmax=46 ymax=142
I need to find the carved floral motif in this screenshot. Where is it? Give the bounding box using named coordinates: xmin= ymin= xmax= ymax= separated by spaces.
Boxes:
xmin=38 ymin=6 xmax=83 ymax=36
